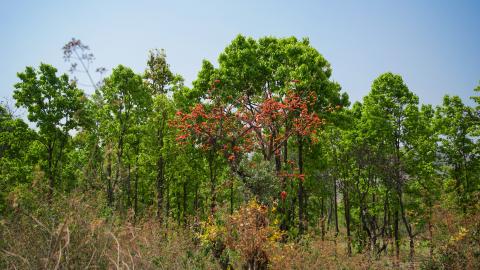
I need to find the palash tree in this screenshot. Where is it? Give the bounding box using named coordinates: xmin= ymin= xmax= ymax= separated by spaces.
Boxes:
xmin=174 ymin=79 xmax=326 ymax=230
xmin=173 ymin=82 xmax=254 ymax=215
xmin=192 ymin=35 xmax=347 ymax=233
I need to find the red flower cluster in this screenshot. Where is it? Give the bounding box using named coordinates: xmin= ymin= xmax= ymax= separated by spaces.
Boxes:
xmin=171 ymin=95 xmax=253 ymax=168
xmin=171 ymin=82 xmax=328 ymax=184
xmin=278 ymin=172 xmax=306 ymax=182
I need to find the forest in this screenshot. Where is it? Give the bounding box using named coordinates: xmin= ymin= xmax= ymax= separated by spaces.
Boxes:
xmin=0 ymin=35 xmax=479 ymax=269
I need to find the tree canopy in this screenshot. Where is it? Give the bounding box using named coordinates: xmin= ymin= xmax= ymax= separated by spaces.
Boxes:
xmin=1 ymin=35 xmax=479 ymax=270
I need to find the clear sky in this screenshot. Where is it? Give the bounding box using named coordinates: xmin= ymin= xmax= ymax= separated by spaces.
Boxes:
xmin=1 ymin=0 xmax=479 ymax=107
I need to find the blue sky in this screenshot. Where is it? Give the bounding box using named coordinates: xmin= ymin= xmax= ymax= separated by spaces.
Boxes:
xmin=1 ymin=0 xmax=479 ymax=107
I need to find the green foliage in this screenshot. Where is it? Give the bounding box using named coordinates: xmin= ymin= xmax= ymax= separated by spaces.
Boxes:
xmin=238 ymin=157 xmax=280 ymax=205
xmin=14 ymin=64 xmax=85 ymax=135
xmin=1 ymin=36 xmax=479 ymax=269
xmin=436 ymin=95 xmax=479 ymax=211
xmin=0 ymin=105 xmax=38 ymax=213
xmin=13 ymin=64 xmax=85 ymax=198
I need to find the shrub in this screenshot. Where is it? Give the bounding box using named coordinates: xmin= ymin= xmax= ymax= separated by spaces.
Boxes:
xmin=225 ymin=200 xmax=281 ymax=270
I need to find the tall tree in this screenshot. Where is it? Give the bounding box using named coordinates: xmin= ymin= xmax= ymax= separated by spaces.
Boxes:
xmin=144 ymin=49 xmax=182 ymax=221
xmin=436 ymin=95 xmax=479 ymax=212
xmin=193 ymin=35 xmax=348 ymax=233
xmin=0 ymin=105 xmax=37 ymax=212
xmin=362 ymin=72 xmax=419 ymax=262
xmin=14 ymin=64 xmax=85 ymax=200
xmin=99 ymin=65 xmax=151 ymax=208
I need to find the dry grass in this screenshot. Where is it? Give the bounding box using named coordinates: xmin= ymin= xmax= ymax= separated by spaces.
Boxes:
xmin=1 ymin=193 xmax=477 ymax=269
xmin=0 ymin=193 xmax=218 ymax=270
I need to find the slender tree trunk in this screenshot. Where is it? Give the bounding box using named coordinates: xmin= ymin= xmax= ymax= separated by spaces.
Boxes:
xmin=194 ymin=182 xmax=199 ymax=216
xmin=428 ymin=218 xmax=433 ymax=258
xmin=382 ymin=193 xmax=390 ymax=256
xmin=47 ymin=145 xmax=54 ymax=202
xmin=394 ymin=209 xmax=400 ymax=264
xmin=327 ymin=196 xmax=333 ymax=230
xmin=399 ymin=191 xmax=415 ymax=268
xmin=298 ymin=136 xmax=305 ymax=234
xmin=208 ymin=152 xmax=216 ymax=215
xmin=156 ymin=117 xmax=166 ymax=221
xmin=334 ymin=175 xmax=339 ymax=237
xmin=282 ymin=138 xmax=289 ymax=231
xmin=177 ymin=189 xmax=181 ymax=226
xmin=55 ymin=138 xmax=66 ymax=192
xmin=126 ymin=163 xmax=131 ymax=209
xmin=387 ymin=208 xmax=392 ymax=256
xmin=183 ymin=180 xmax=187 ymax=226
xmin=289 ymin=179 xmax=296 ymax=230
xmin=409 ymin=238 xmax=414 ymax=269
xmin=106 ymin=148 xmax=113 ymax=206
xmin=88 ymin=141 xmax=100 ymax=189
xmin=275 ymin=148 xmax=285 ymax=229
xmin=156 ymin=155 xmax=165 ymax=218
xmin=394 ymin=134 xmax=402 ymax=265
xmin=321 ymin=196 xmax=325 ymax=241
xmin=166 ymin=179 xmax=170 ymax=226
xmin=344 ymin=189 xmax=352 ymax=256
xmin=114 ymin=123 xmax=125 ymax=197
xmin=157 ymin=121 xmax=165 ymax=220
xmin=134 ymin=144 xmax=139 ymax=222
xmin=304 ymin=189 xmax=309 ymax=231
xmin=230 ymin=179 xmax=234 ymax=215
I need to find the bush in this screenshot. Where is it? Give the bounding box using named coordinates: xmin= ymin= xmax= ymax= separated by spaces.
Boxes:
xmin=420 ymin=206 xmax=480 ymax=270
xmin=225 ymin=200 xmax=282 ymax=270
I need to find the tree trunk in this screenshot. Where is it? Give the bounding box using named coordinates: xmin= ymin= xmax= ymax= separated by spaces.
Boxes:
xmin=166 ymin=179 xmax=170 ymax=226
xmin=334 ymin=175 xmax=339 ymax=237
xmin=327 ymin=196 xmax=333 ymax=230
xmin=409 ymin=238 xmax=415 ymax=269
xmin=47 ymin=145 xmax=54 ymax=202
xmin=183 ymin=180 xmax=187 ymax=226
xmin=126 ymin=163 xmax=131 ymax=209
xmin=281 ymin=138 xmax=289 ymax=231
xmin=177 ymin=189 xmax=181 ymax=226
xmin=114 ymin=124 xmax=125 ymax=199
xmin=428 ymin=219 xmax=433 ymax=258
xmin=106 ymin=148 xmax=113 ymax=206
xmin=156 ymin=125 xmax=165 ymax=221
xmin=230 ymin=179 xmax=234 ymax=215
xmin=208 ymin=152 xmax=216 ymax=216
xmin=289 ymin=179 xmax=296 ymax=230
xmin=134 ymin=145 xmax=139 ymax=222
xmin=298 ymin=136 xmax=305 ymax=235
xmin=321 ymin=196 xmax=325 ymax=241
xmin=382 ymin=194 xmax=390 ymax=256
xmin=304 ymin=189 xmax=309 ymax=231
xmin=156 ymin=156 xmax=165 ymax=219
xmin=394 ymin=209 xmax=400 ymax=264
xmin=399 ymin=191 xmax=415 ymax=268
xmin=55 ymin=137 xmax=66 ymax=192
xmin=344 ymin=189 xmax=352 ymax=256
xmin=275 ymin=148 xmax=285 ymax=229
xmin=194 ymin=182 xmax=199 ymax=216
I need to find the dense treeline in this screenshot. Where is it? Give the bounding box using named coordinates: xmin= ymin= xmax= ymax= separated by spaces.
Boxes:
xmin=1 ymin=35 xmax=479 ymax=269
